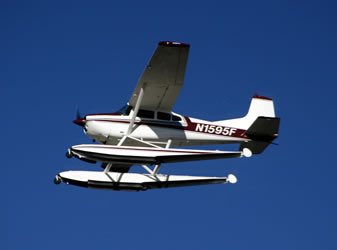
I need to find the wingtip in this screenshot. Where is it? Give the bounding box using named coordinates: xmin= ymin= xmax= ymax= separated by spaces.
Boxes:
xmin=159 ymin=41 xmax=190 ymax=47
xmin=253 ymin=94 xmax=273 ymax=101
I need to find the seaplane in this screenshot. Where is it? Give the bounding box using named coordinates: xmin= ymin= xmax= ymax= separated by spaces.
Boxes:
xmin=54 ymin=41 xmax=280 ymax=191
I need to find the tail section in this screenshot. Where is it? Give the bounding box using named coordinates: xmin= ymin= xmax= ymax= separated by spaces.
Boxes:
xmin=245 ymin=94 xmax=275 ymax=123
xmin=241 ymin=95 xmax=279 ymax=154
xmin=215 ymin=94 xmax=276 ymax=130
xmin=215 ymin=94 xmax=280 ymax=154
xmin=240 ymin=116 xmax=280 ymax=154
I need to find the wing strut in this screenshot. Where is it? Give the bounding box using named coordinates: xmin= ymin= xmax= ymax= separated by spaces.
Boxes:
xmin=118 ymin=85 xmax=145 ymax=147
xmin=104 ymin=163 xmax=112 ymax=174
xmin=121 ymin=134 xmax=162 ymax=148
xmin=141 ymin=164 xmax=162 ymax=176
xmin=166 ymin=139 xmax=172 ymax=148
xmin=127 ymin=85 xmax=145 ymax=136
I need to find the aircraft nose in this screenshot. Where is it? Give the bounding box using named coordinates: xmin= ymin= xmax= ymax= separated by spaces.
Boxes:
xmin=73 ymin=117 xmax=86 ymax=127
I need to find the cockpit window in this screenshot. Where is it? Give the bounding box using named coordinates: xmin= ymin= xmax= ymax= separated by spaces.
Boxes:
xmin=172 ymin=115 xmax=182 ymax=121
xmin=138 ymin=109 xmax=154 ymax=119
xmin=157 ymin=112 xmax=171 ymax=121
xmin=115 ymin=105 xmax=132 ymax=115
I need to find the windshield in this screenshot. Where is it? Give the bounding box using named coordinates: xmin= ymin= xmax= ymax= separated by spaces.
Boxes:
xmin=115 ymin=105 xmax=132 ymax=115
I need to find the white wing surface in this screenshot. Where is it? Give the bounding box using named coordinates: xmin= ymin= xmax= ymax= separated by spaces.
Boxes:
xmin=129 ymin=41 xmax=190 ymax=112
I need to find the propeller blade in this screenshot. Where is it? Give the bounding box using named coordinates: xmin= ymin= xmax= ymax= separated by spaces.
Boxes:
xmin=76 ymin=106 xmax=81 ymax=119
xmin=73 ymin=106 xmax=85 ymax=126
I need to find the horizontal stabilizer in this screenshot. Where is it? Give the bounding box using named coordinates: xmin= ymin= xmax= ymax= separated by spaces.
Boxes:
xmin=245 ymin=116 xmax=280 ymax=141
xmin=240 ymin=116 xmax=280 ymax=154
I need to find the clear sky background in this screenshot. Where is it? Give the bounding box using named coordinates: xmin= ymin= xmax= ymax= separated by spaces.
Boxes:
xmin=2 ymin=0 xmax=337 ymax=249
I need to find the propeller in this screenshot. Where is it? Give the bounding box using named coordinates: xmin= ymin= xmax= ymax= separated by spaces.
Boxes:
xmin=76 ymin=106 xmax=81 ymax=120
xmin=73 ymin=106 xmax=85 ymax=127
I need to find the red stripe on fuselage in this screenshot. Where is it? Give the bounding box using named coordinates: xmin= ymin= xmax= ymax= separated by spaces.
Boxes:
xmin=85 ymin=116 xmax=248 ymax=139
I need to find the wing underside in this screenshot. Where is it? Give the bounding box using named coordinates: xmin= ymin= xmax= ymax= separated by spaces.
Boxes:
xmin=129 ymin=41 xmax=190 ymax=112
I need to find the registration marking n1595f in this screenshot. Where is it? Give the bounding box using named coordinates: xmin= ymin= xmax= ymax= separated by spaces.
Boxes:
xmin=195 ymin=124 xmax=237 ymax=136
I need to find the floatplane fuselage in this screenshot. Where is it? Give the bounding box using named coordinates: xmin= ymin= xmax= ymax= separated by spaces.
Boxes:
xmin=55 ymin=41 xmax=280 ymax=191
xmin=73 ymin=95 xmax=278 ymax=149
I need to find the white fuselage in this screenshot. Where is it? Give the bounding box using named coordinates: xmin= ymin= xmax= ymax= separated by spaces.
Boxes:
xmin=81 ymin=112 xmax=250 ymax=147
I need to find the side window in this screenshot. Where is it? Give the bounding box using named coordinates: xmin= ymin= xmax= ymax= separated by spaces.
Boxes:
xmin=172 ymin=115 xmax=182 ymax=121
xmin=138 ymin=109 xmax=154 ymax=119
xmin=157 ymin=112 xmax=171 ymax=121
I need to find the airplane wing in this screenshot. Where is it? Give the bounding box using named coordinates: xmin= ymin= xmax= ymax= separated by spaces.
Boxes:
xmin=129 ymin=41 xmax=190 ymax=113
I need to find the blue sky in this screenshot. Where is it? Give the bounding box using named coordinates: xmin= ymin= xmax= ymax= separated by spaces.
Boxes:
xmin=2 ymin=0 xmax=337 ymax=249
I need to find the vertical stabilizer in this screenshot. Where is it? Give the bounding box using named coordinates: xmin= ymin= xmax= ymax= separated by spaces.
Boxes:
xmin=246 ymin=94 xmax=275 ymax=118
xmin=241 ymin=94 xmax=276 ymax=128
xmin=239 ymin=94 xmax=279 ymax=154
xmin=215 ymin=94 xmax=276 ymax=130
